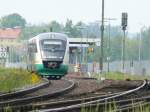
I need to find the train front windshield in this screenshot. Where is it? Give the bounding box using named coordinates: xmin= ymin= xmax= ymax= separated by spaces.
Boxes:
xmin=40 ymin=39 xmax=66 ymax=61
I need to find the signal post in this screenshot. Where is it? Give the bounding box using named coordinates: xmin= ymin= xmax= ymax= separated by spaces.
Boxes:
xmin=121 ymin=12 xmax=128 ymax=73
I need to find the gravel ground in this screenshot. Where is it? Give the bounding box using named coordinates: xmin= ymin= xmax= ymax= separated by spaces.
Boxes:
xmin=62 ymin=78 xmax=107 ymax=96
xmin=63 ymin=73 xmax=143 ymax=97
xmin=22 ymin=79 xmax=72 ymax=98
xmin=64 ymin=79 xmax=142 ymax=96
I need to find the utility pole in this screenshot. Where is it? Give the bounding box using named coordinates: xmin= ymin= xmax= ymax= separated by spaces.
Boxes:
xmin=100 ymin=0 xmax=105 ymax=73
xmin=139 ymin=32 xmax=142 ymax=62
xmin=86 ymin=29 xmax=88 ymax=72
xmin=80 ymin=31 xmax=82 ymax=69
xmin=139 ymin=26 xmax=146 ymax=61
xmin=107 ymin=22 xmax=110 ymax=72
xmin=77 ymin=26 xmax=86 ymax=72
xmin=105 ymin=18 xmax=116 ymax=72
xmin=121 ymin=12 xmax=128 ymax=73
xmin=122 ymin=30 xmax=126 ymax=72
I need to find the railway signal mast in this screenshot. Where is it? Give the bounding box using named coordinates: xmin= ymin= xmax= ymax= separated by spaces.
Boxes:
xmin=121 ymin=12 xmax=128 ymax=73
xmin=100 ymin=0 xmax=105 ymax=73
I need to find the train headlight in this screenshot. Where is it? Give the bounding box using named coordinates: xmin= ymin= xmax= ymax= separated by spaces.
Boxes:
xmin=47 ymin=62 xmax=57 ymax=69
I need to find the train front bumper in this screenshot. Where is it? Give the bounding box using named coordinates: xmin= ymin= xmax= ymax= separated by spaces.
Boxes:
xmin=34 ymin=64 xmax=68 ymax=76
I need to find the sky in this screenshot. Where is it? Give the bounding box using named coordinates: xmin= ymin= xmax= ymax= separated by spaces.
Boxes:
xmin=0 ymin=0 xmax=149 ymax=33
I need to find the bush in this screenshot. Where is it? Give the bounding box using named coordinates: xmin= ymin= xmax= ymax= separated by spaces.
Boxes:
xmin=0 ymin=68 xmax=41 ymax=92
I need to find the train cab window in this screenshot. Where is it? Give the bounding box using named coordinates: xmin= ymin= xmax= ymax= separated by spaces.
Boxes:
xmin=28 ymin=43 xmax=37 ymax=53
xmin=39 ymin=39 xmax=66 ymax=60
xmin=40 ymin=40 xmax=66 ymax=52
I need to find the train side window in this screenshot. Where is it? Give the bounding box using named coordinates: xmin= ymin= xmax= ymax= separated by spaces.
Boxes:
xmin=28 ymin=43 xmax=37 ymax=52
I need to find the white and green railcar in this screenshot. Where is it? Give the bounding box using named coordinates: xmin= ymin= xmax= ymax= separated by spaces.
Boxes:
xmin=27 ymin=32 xmax=69 ymax=79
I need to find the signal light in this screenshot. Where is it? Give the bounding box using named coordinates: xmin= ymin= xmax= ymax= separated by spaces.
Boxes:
xmin=87 ymin=48 xmax=94 ymax=53
xmin=6 ymin=46 xmax=9 ymax=52
xmin=121 ymin=12 xmax=128 ymax=30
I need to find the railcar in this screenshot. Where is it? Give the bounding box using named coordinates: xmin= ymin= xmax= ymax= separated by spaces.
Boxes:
xmin=27 ymin=32 xmax=69 ymax=79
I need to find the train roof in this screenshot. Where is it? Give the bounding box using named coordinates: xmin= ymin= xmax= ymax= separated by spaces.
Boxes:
xmin=29 ymin=32 xmax=68 ymax=42
xmin=38 ymin=32 xmax=68 ymax=37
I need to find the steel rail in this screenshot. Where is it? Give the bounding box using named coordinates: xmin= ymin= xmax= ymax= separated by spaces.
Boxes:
xmin=0 ymin=78 xmax=50 ymax=100
xmin=0 ymin=79 xmax=75 ymax=107
xmin=86 ymin=91 xmax=150 ymax=112
xmin=65 ymin=77 xmax=97 ymax=80
xmin=114 ymin=101 xmax=149 ymax=112
xmin=64 ymin=97 xmax=145 ymax=112
xmin=6 ymin=91 xmax=122 ymax=111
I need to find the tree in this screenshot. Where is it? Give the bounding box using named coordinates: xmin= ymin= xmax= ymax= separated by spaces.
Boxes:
xmin=49 ymin=21 xmax=63 ymax=32
xmin=0 ymin=13 xmax=26 ymax=28
xmin=74 ymin=21 xmax=85 ymax=37
xmin=125 ymin=38 xmax=138 ymax=60
xmin=64 ymin=19 xmax=74 ymax=37
xmin=19 ymin=24 xmax=49 ymax=40
xmin=142 ymin=28 xmax=150 ymax=60
xmin=110 ymin=36 xmax=122 ymax=61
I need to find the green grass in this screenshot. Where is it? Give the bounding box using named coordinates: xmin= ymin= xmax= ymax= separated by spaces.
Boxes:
xmin=92 ymin=71 xmax=150 ymax=80
xmin=0 ymin=67 xmax=41 ymax=93
xmin=81 ymin=101 xmax=150 ymax=112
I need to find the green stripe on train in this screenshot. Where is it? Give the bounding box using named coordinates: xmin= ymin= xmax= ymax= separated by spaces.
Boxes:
xmin=34 ymin=64 xmax=68 ymax=76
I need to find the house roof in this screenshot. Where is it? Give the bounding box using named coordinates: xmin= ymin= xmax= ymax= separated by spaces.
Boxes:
xmin=0 ymin=27 xmax=21 ymax=39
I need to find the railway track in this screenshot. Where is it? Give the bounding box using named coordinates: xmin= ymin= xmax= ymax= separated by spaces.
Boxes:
xmin=0 ymin=78 xmax=50 ymax=100
xmin=0 ymin=78 xmax=148 ymax=112
xmin=0 ymin=79 xmax=75 ymax=109
xmin=36 ymin=80 xmax=147 ymax=112
xmin=4 ymin=79 xmax=147 ymax=112
xmin=112 ymin=95 xmax=150 ymax=112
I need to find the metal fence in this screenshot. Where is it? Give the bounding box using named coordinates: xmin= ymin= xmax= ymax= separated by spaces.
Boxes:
xmin=0 ymin=44 xmax=27 ymax=68
xmin=2 ymin=44 xmax=150 ymax=76
xmin=68 ymin=60 xmax=150 ymax=76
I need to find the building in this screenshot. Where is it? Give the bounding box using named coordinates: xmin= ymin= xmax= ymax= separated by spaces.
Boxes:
xmin=0 ymin=27 xmax=21 ymax=44
xmin=0 ymin=27 xmax=21 ymax=64
xmin=68 ymin=38 xmax=100 ymax=64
